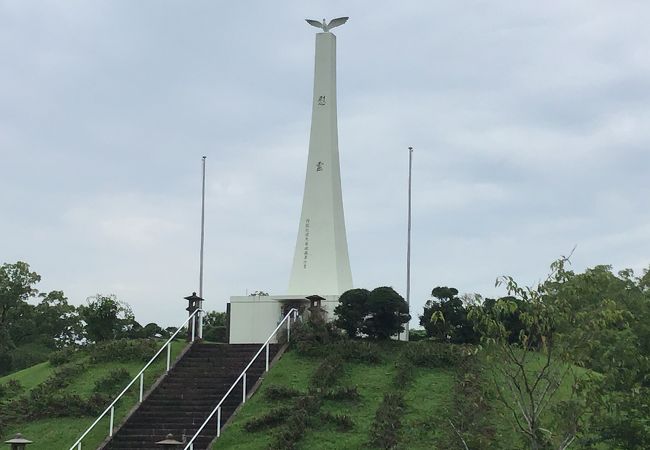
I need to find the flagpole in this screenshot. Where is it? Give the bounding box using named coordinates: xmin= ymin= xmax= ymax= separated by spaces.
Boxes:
xmin=405 ymin=146 xmax=413 ymax=341
xmin=198 ymin=156 xmax=206 ymax=338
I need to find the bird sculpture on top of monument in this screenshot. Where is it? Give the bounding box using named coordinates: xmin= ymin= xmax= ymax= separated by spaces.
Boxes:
xmin=305 ymin=17 xmax=349 ymax=32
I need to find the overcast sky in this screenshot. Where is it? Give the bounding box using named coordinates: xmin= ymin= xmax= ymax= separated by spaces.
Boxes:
xmin=1 ymin=1 xmax=649 ymax=328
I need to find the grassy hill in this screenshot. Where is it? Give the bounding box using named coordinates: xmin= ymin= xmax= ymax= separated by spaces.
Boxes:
xmin=0 ymin=338 xmax=608 ymax=450
xmin=0 ymin=339 xmax=187 ymax=450
xmin=216 ymin=341 xmax=603 ymax=450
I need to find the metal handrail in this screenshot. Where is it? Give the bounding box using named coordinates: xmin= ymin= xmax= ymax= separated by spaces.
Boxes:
xmin=69 ymin=308 xmax=205 ymax=450
xmin=183 ymin=308 xmax=299 ymax=450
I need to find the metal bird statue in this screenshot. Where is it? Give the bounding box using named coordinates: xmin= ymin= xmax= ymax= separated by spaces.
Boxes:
xmin=305 ymin=17 xmax=349 ymax=32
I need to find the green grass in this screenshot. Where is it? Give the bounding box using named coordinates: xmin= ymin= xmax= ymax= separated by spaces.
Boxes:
xmin=400 ymin=368 xmax=455 ymax=450
xmin=1 ymin=341 xmax=608 ymax=450
xmin=0 ymin=339 xmax=187 ymax=450
xmin=214 ymin=344 xmax=600 ymax=450
xmin=0 ymin=362 xmax=54 ymax=393
xmin=214 ymin=344 xmax=456 ymax=450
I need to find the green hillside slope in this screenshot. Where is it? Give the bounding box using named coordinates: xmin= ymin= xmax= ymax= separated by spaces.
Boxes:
xmin=215 ymin=342 xmax=604 ymax=450
xmin=0 ymin=339 xmax=187 ymax=450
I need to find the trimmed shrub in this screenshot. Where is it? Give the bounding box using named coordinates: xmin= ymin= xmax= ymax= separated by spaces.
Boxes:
xmin=49 ymin=347 xmax=77 ymax=366
xmin=310 ymin=355 xmax=343 ymax=390
xmin=93 ymin=368 xmax=131 ymax=396
xmin=291 ymin=320 xmax=343 ymax=357
xmin=264 ymin=385 xmax=302 ymax=400
xmin=321 ymin=386 xmax=359 ymax=401
xmin=402 ymin=341 xmax=464 ymax=368
xmin=320 ymin=411 xmax=354 ymax=431
xmin=339 ymin=340 xmax=381 ymax=364
xmin=89 ymin=339 xmax=158 ymax=363
xmin=368 ymin=392 xmax=406 ymax=449
xmin=244 ymin=407 xmax=292 ymax=432
xmin=0 ymin=379 xmax=23 ymax=400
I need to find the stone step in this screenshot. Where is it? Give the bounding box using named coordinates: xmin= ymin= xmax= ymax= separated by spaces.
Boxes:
xmin=103 ymin=342 xmax=280 ymax=449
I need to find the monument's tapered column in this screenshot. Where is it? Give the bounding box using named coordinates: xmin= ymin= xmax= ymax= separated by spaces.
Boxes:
xmin=288 ymin=31 xmax=353 ymax=295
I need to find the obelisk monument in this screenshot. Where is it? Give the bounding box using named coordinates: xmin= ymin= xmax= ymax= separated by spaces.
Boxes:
xmin=288 ymin=17 xmax=353 ymax=296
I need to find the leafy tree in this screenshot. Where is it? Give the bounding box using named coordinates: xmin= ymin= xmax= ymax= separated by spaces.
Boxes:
xmin=78 ymin=294 xmax=136 ymax=342
xmin=334 ymin=288 xmax=370 ymax=338
xmin=419 ymin=286 xmax=479 ymax=344
xmin=0 ymin=261 xmax=41 ymax=339
xmin=0 ymin=262 xmax=41 ymax=373
xmin=549 ymin=265 xmax=650 ymax=449
xmin=468 ymin=257 xmax=626 ymax=450
xmin=202 ymin=311 xmax=227 ymax=342
xmin=361 ymin=287 xmax=410 ymax=340
xmin=33 ymin=290 xmax=82 ymax=348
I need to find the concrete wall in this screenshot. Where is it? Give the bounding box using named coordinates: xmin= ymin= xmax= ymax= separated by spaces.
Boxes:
xmin=228 ymin=294 xmax=341 ymax=344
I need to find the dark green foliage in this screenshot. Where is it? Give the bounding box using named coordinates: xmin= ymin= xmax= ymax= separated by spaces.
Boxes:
xmin=361 ymin=287 xmax=410 ymax=340
xmin=291 ymin=317 xmax=343 ymax=355
xmin=321 ymin=386 xmax=359 ymax=401
xmin=7 ymin=342 xmax=51 ymax=372
xmin=337 ymin=340 xmax=382 ymax=364
xmin=202 ymin=311 xmax=228 ymax=342
xmin=319 ymin=411 xmax=354 ymax=431
xmin=263 ymin=385 xmax=302 ymax=400
xmin=78 ymin=294 xmax=137 ymax=342
xmin=333 ymin=288 xmax=370 ymax=338
xmin=401 ymin=341 xmax=464 ymax=368
xmin=89 ymin=338 xmax=158 ymax=363
xmin=310 ymin=355 xmax=343 ymax=390
xmin=243 ymin=407 xmax=293 ymax=432
xmin=419 ymin=286 xmax=479 ymax=344
xmin=93 ymin=368 xmax=131 ymax=396
xmin=0 ymin=379 xmax=23 ymax=400
xmin=0 ymin=361 xmax=107 ymax=426
xmin=48 ymin=346 xmax=78 ymax=366
xmin=335 ymin=287 xmax=410 ymax=340
xmin=368 ymin=392 xmax=405 ymax=449
xmin=133 ymin=322 xmax=168 ymax=339
xmin=269 ymin=395 xmax=321 ymax=450
xmin=408 ymin=328 xmax=428 ymax=341
xmin=446 ymin=354 xmax=495 ymax=450
xmin=245 ymin=348 xmax=356 ymax=449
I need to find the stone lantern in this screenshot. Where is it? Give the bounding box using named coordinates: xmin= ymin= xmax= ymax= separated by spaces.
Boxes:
xmin=4 ymin=433 xmax=32 ymax=450
xmin=155 ymin=433 xmax=184 ymax=448
xmin=183 ymin=292 xmax=203 ymax=341
xmin=306 ymin=294 xmax=326 ymax=324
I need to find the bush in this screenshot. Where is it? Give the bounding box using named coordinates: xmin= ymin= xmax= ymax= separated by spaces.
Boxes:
xmin=0 ymin=379 xmax=23 ymax=400
xmin=244 ymin=407 xmax=292 ymax=432
xmin=335 ymin=287 xmax=410 ymax=340
xmin=321 ymin=386 xmax=359 ymax=401
xmin=339 ymin=340 xmax=382 ymax=364
xmin=368 ymin=392 xmax=405 ymax=449
xmin=401 ymin=341 xmax=464 ymax=368
xmin=310 ymin=355 xmax=344 ymax=390
xmin=93 ymin=368 xmax=131 ymax=396
xmin=320 ymin=411 xmax=354 ymax=431
xmin=9 ymin=342 xmax=51 ymax=371
xmin=49 ymin=347 xmax=77 ymax=366
xmin=291 ymin=320 xmax=343 ymax=357
xmin=89 ymin=339 xmax=158 ymax=363
xmin=264 ymin=385 xmax=302 ymax=400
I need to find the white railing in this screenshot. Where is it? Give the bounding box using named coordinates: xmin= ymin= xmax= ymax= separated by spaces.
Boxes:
xmin=69 ymin=308 xmax=204 ymax=450
xmin=183 ymin=308 xmax=299 ymax=450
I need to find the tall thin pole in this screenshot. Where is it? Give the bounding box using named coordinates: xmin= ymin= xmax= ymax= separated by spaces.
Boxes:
xmin=406 ymin=146 xmax=413 ymax=341
xmin=198 ymin=156 xmax=206 ymax=339
xmin=199 ymin=156 xmax=207 ymax=298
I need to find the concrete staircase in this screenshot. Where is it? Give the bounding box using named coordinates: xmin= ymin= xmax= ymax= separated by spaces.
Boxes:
xmin=103 ymin=343 xmax=280 ymax=450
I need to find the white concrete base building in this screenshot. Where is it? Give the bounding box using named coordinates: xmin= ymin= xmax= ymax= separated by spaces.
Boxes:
xmin=228 ymin=19 xmax=352 ymax=344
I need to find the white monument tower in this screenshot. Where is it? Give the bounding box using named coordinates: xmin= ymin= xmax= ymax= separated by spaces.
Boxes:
xmin=288 ymin=17 xmax=353 ymax=296
xmin=229 ymin=17 xmax=353 ymax=343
